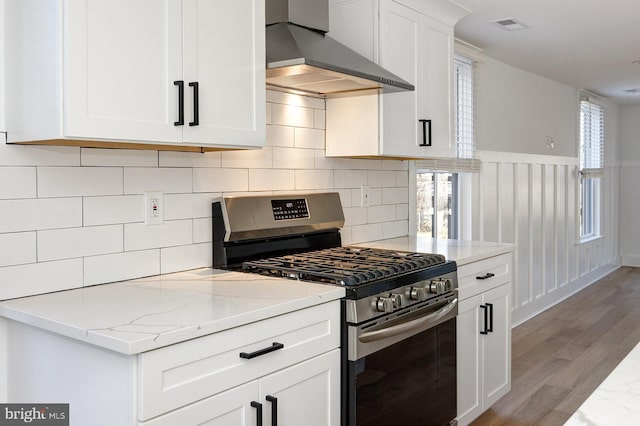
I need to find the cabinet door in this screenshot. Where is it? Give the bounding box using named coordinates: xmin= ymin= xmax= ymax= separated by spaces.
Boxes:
xmin=259 ymin=350 xmax=341 ymax=426
xmin=65 ymin=0 xmax=183 ymax=143
xmin=140 ymin=382 xmax=259 ymax=426
xmin=417 ymin=15 xmax=455 ymax=158
xmin=483 ymin=284 xmax=512 ymax=408
xmin=182 ymin=0 xmax=265 ymax=147
xmin=456 ymin=293 xmax=484 ymax=425
xmin=378 ymin=0 xmax=419 ymax=157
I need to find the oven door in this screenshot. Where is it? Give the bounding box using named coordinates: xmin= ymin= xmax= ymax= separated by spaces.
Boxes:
xmin=346 ymin=293 xmax=458 ymax=426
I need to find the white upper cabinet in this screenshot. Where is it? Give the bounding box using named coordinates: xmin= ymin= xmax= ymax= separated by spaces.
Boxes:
xmin=326 ymin=0 xmax=469 ymax=159
xmin=4 ymin=0 xmax=265 ymax=150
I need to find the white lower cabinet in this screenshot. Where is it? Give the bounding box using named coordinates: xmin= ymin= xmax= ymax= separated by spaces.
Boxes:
xmin=142 ymin=350 xmax=340 ymax=426
xmin=5 ymin=301 xmax=341 ymax=426
xmin=456 ymin=254 xmax=512 ymax=426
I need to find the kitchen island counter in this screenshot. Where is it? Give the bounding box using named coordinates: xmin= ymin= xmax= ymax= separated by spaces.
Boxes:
xmin=355 ymin=236 xmax=514 ymax=265
xmin=0 ymin=268 xmax=344 ymax=355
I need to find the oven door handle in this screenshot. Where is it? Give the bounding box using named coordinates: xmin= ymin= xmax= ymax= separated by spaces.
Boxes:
xmin=358 ymin=298 xmax=458 ymax=343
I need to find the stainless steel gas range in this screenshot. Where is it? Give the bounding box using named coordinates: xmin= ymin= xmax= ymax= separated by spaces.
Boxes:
xmin=212 ymin=192 xmax=458 ymax=426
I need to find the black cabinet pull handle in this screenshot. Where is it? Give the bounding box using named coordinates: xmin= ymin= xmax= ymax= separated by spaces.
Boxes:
xmin=480 ymin=304 xmax=489 ymax=335
xmin=251 ymin=401 xmax=263 ymax=426
xmin=189 ymin=81 xmax=199 ymax=126
xmin=486 ymin=302 xmax=494 ymax=333
xmin=419 ymin=119 xmax=432 ymax=146
xmin=174 ymin=80 xmax=184 ymax=126
xmin=240 ymin=342 xmax=284 ymax=359
xmin=266 ymin=395 xmax=278 ymax=426
xmin=476 ymin=272 xmax=495 ymax=280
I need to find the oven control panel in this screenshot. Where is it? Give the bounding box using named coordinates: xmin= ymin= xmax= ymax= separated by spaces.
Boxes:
xmin=271 ymin=198 xmax=309 ymax=221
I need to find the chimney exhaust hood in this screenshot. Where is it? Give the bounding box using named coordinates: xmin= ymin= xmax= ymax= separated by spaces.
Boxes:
xmin=265 ymin=0 xmax=415 ymax=97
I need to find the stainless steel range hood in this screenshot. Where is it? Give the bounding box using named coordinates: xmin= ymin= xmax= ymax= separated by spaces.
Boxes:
xmin=266 ymin=0 xmax=414 ymax=97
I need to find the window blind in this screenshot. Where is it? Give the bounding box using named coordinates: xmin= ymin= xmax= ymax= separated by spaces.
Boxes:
xmin=579 ymin=98 xmax=604 ymax=178
xmin=454 ymin=56 xmax=474 ymax=160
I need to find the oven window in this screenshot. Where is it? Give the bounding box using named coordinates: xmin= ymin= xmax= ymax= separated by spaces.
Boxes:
xmin=348 ymin=318 xmax=457 ymax=426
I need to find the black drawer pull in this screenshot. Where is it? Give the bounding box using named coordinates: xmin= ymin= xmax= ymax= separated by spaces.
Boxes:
xmin=251 ymin=401 xmax=263 ymax=426
xmin=240 ymin=342 xmax=284 ymax=359
xmin=480 ymin=304 xmax=489 ymax=335
xmin=486 ymin=302 xmax=494 ymax=333
xmin=189 ymin=81 xmax=199 ymax=126
xmin=173 ymin=80 xmax=184 ymax=126
xmin=266 ymin=395 xmax=278 ymax=426
xmin=419 ymin=119 xmax=432 ymax=147
xmin=476 ymin=272 xmax=495 ymax=280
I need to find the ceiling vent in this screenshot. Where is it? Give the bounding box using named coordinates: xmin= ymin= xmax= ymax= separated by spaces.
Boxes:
xmin=491 ymin=17 xmax=528 ymax=31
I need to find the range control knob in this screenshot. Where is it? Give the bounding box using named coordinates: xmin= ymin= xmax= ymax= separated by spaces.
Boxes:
xmin=442 ymin=278 xmax=454 ymax=292
xmin=390 ymin=293 xmax=405 ymax=309
xmin=410 ymin=286 xmax=428 ymax=301
xmin=376 ymin=297 xmax=395 ymax=313
xmin=429 ymin=280 xmax=446 ymax=294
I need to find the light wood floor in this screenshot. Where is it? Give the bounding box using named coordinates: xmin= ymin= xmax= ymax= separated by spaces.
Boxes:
xmin=471 ymin=266 xmax=640 ymax=426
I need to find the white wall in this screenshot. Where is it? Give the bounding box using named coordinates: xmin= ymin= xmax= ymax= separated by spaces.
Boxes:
xmin=620 ymin=105 xmax=640 ymax=266
xmin=471 ymin=58 xmax=621 ymax=325
xmin=475 ymin=58 xmax=578 ymax=157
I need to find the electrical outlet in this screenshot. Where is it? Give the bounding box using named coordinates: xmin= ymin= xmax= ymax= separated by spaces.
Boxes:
xmin=145 ymin=191 xmax=163 ymax=225
xmin=360 ymin=186 xmax=371 ymax=208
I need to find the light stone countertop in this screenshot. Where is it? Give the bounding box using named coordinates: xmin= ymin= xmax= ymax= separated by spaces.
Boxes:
xmin=0 ymin=268 xmax=344 ymax=355
xmin=565 ymin=341 xmax=640 ymax=425
xmin=354 ymin=236 xmax=514 ymax=265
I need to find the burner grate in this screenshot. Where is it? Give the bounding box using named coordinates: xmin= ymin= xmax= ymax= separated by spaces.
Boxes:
xmin=242 ymin=246 xmax=445 ymax=286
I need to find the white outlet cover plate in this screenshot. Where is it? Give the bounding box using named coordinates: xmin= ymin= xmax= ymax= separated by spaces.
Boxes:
xmin=144 ymin=191 xmax=163 ymax=225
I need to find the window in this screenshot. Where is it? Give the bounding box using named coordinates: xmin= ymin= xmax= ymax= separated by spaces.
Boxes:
xmin=414 ymin=55 xmax=476 ymax=239
xmin=579 ymin=98 xmax=604 ymax=238
xmin=417 ymin=172 xmax=458 ymax=238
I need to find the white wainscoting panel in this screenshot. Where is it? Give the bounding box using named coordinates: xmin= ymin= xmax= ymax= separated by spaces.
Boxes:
xmin=473 ymin=151 xmax=620 ymax=326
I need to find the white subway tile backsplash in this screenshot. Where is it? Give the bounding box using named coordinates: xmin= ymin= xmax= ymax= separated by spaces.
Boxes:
xmin=0 ymin=92 xmax=411 ymax=300
xmin=125 ymin=220 xmax=192 ymax=251
xmin=0 ymin=167 xmax=36 ymax=199
xmin=38 ymin=225 xmax=123 ymax=262
xmin=274 ymin=148 xmax=315 ymax=170
xmin=0 ymin=144 xmax=80 ymax=166
xmin=193 ymin=218 xmax=212 ymax=244
xmin=396 ymin=204 xmax=409 ymax=220
xmin=83 ymin=195 xmax=143 ymax=226
xmin=249 ymin=169 xmax=294 ymax=191
xmin=0 ymin=232 xmax=36 ymax=267
xmin=164 ymin=193 xmax=218 ymax=220
xmin=314 ymin=150 xmax=351 ymax=170
xmin=38 ymin=167 xmax=123 ymax=198
xmin=368 ymin=170 xmax=398 ymax=188
xmin=271 ymin=103 xmax=314 ymax=128
xmin=383 ymin=220 xmax=409 ymax=239
xmin=161 ymin=243 xmax=212 ymax=274
xmin=343 ymin=207 xmax=367 ymax=226
xmin=295 ymin=170 xmax=333 ymax=190
xmin=314 ymin=110 xmax=326 ymax=130
xmin=351 ymin=223 xmax=383 ymax=244
xmin=334 ymin=170 xmax=367 ymax=188
xmin=383 ymin=187 xmax=409 ymax=204
xmin=193 ymin=168 xmax=249 ymax=193
xmin=0 ymin=198 xmax=82 ymax=233
xmin=221 ymin=147 xmax=273 ymax=169
xmin=352 ymin=159 xmax=383 ymax=170
xmin=294 ymin=128 xmax=324 ymax=149
xmin=267 ymin=125 xmax=295 ymax=147
xmin=81 ymin=148 xmax=158 ymax=167
xmin=124 ymin=168 xmax=192 ymax=194
xmin=0 ymin=259 xmax=83 ymax=300
xmin=84 ymin=249 xmax=160 ymax=286
xmin=158 ymin=151 xmax=222 ymax=168
xmin=368 ymin=205 xmax=397 ymax=223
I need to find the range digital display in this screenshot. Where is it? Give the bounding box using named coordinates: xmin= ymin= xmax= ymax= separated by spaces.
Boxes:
xmin=271 ymin=199 xmax=309 ymax=221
